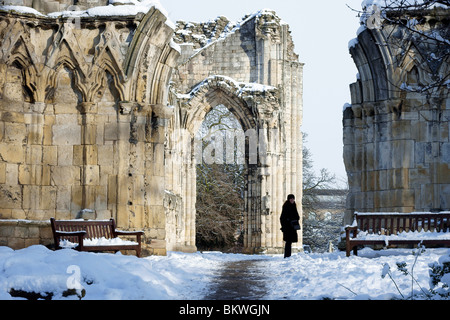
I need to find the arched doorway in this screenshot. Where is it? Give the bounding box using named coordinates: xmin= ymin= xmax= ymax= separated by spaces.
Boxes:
xmin=195 ymin=104 xmax=246 ymax=251
xmin=162 ymin=9 xmax=304 ymax=255
xmin=165 ymin=75 xmax=299 ymax=254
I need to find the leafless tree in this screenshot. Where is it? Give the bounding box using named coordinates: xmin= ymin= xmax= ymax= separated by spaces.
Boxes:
xmin=195 ymin=105 xmax=245 ymax=251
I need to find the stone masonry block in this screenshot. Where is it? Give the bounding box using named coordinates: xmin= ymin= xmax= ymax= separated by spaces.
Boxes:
xmin=52 ymin=124 xmax=81 ymax=146
xmin=84 ymin=165 xmax=100 ymax=186
xmin=437 ymin=163 xmax=450 ymax=184
xmin=0 ymin=121 xmax=4 ymax=141
xmin=57 ymin=145 xmax=73 ymax=166
xmin=51 ymin=166 xmax=80 ymax=186
xmin=4 ymin=122 xmax=26 ymax=143
xmin=0 ymin=163 xmax=5 ymax=184
xmin=0 ymin=185 xmax=22 ymax=209
xmin=392 ymin=140 xmax=415 ymax=169
xmin=27 ymin=124 xmax=44 ymax=145
xmin=104 ymin=123 xmax=118 ymax=141
xmin=0 ymin=144 xmax=24 ymax=163
xmin=98 ymin=145 xmax=114 ymax=166
xmin=5 ymin=163 xmax=18 ymax=185
xmin=443 ymin=143 xmax=450 ymax=164
xmin=42 ymin=146 xmax=58 ymax=165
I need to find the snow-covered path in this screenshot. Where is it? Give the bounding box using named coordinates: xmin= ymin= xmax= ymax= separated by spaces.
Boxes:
xmin=204 ymin=259 xmax=267 ymax=300
xmin=0 ymin=245 xmax=449 ymax=300
xmin=203 ymin=247 xmax=450 ymax=300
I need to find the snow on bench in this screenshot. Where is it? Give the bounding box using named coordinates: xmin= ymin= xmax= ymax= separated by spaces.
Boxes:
xmin=345 ymin=212 xmax=450 ymax=257
xmin=59 ymin=237 xmax=139 ymax=249
xmin=50 ymin=218 xmax=145 ymax=257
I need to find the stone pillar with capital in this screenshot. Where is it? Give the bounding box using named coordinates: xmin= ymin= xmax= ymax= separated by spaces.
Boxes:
xmin=77 ymin=102 xmax=99 ymax=218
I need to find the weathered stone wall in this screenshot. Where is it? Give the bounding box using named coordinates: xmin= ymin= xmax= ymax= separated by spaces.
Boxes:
xmin=174 ymin=13 xmax=300 ymax=92
xmin=168 ymin=10 xmax=304 ymax=253
xmin=344 ymin=8 xmax=450 ymax=225
xmin=0 ymin=219 xmax=52 ymax=248
xmin=0 ymin=5 xmax=179 ymax=255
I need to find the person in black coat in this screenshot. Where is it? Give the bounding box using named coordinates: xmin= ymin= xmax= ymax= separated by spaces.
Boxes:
xmin=280 ymin=194 xmax=300 ymax=258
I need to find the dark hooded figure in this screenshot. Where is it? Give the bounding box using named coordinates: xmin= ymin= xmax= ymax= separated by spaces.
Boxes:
xmin=280 ymin=194 xmax=300 ymax=258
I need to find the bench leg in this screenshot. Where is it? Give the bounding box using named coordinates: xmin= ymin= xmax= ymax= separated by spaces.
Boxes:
xmin=346 ymin=244 xmax=358 ymax=257
xmin=346 ymin=243 xmax=352 ymax=257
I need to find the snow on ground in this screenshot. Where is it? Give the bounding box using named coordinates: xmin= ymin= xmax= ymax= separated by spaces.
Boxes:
xmin=262 ymin=248 xmax=450 ymax=300
xmin=0 ymin=245 xmax=449 ymax=300
xmin=0 ymin=245 xmax=220 ymax=300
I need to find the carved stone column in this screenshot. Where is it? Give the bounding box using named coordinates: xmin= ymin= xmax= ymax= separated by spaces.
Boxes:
xmin=78 ymin=102 xmax=99 ymax=218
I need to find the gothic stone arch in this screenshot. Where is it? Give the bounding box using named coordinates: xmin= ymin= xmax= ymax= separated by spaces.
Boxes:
xmin=165 ymin=10 xmax=304 ymax=254
xmin=344 ymin=8 xmax=450 ymax=225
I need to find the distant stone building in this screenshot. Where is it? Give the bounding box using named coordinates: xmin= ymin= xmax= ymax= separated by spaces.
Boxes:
xmin=344 ymin=7 xmax=450 ymax=225
xmin=303 ymin=189 xmax=346 ymax=252
xmin=0 ymin=1 xmax=303 ymax=255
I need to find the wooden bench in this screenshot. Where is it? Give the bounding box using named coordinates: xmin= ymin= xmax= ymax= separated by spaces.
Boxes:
xmin=345 ymin=212 xmax=450 ymax=257
xmin=50 ymin=218 xmax=145 ymax=257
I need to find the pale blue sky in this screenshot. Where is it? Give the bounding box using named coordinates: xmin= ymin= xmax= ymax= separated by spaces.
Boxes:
xmin=161 ymin=0 xmax=364 ymax=186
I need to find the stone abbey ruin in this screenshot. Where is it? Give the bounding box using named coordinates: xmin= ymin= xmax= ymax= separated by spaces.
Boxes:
xmin=0 ymin=1 xmax=448 ymax=256
xmin=0 ymin=0 xmax=303 ymax=255
xmin=344 ymin=5 xmax=450 ymax=225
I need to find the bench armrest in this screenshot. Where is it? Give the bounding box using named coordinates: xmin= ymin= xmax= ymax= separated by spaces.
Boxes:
xmin=345 ymin=226 xmax=358 ymax=240
xmin=114 ymin=230 xmax=144 ymax=244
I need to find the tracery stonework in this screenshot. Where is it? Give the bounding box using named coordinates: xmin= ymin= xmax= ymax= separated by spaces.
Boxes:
xmin=0 ymin=1 xmax=304 ymax=255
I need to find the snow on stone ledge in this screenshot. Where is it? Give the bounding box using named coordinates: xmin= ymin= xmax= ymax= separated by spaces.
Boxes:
xmin=0 ymin=5 xmax=44 ymax=16
xmin=0 ymin=0 xmax=176 ymax=30
xmin=181 ymin=75 xmax=277 ymax=101
xmin=343 ymin=103 xmax=352 ymax=111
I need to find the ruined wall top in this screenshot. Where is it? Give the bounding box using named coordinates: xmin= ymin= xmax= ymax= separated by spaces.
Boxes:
xmin=348 ymin=6 xmax=449 ymax=104
xmin=172 ymin=9 xmax=302 ymax=94
xmin=174 ymin=9 xmax=299 ymax=61
xmin=0 ymin=0 xmax=108 ymax=13
xmin=0 ymin=0 xmax=163 ymax=14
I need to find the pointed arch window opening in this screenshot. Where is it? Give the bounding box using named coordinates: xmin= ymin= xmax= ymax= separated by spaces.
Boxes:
xmin=195 ymin=104 xmax=248 ymax=252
